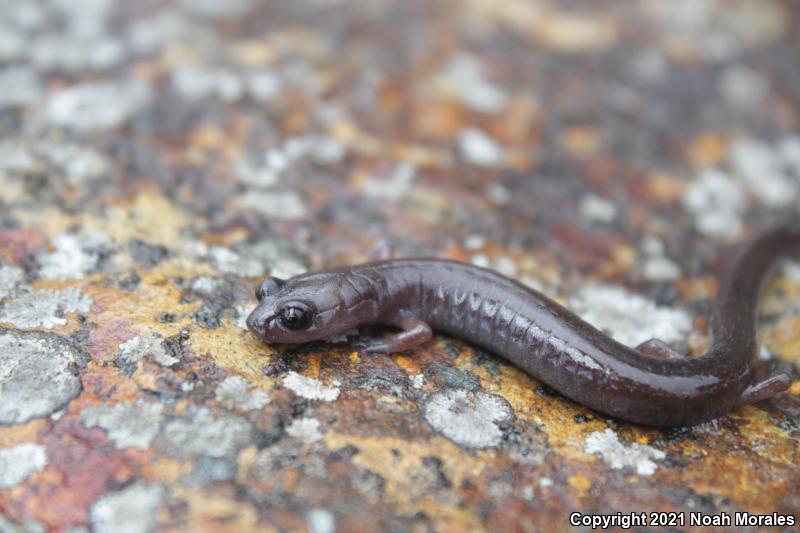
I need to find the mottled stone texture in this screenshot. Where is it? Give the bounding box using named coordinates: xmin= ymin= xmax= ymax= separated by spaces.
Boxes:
xmin=0 ymin=0 xmax=799 ymax=531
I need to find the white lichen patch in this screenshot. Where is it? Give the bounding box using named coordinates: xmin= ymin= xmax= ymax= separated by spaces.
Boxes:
xmin=41 ymin=143 xmax=111 ymax=185
xmin=568 ymin=285 xmax=692 ymax=347
xmin=215 ymin=376 xmax=270 ymax=411
xmin=643 ymin=0 xmax=786 ymax=62
xmin=209 ymin=246 xmax=264 ymax=277
xmin=690 ymin=418 xmax=724 ymax=435
xmin=682 ymin=169 xmax=746 ymax=239
xmin=282 ymin=372 xmax=340 ymax=402
xmin=90 ymin=483 xmax=164 ymax=533
xmin=683 ymin=135 xmax=800 ymax=237
xmin=0 ymin=67 xmax=42 ymax=110
xmin=579 ymin=194 xmax=618 ymax=223
xmin=189 ymin=276 xmax=222 ymax=295
xmin=642 ymin=256 xmax=681 ymax=282
xmin=0 ymin=264 xmax=25 ymax=299
xmin=640 ymin=236 xmax=681 ymax=282
xmin=162 ymin=407 xmax=253 ymax=459
xmin=0 ymin=443 xmax=47 ymax=488
xmin=0 ymin=331 xmax=82 ymax=424
xmin=307 ymin=508 xmax=336 ymax=533
xmin=439 ymin=55 xmax=508 ymax=113
xmin=128 ymin=9 xmax=190 ymax=54
xmin=470 ymin=254 xmax=490 ymax=268
xmin=360 ymin=163 xmax=416 ymax=201
xmin=0 ymin=140 xmax=39 ymax=174
xmin=0 ymin=25 xmax=25 ymax=63
xmin=171 ymin=64 xmax=244 ymax=102
xmin=283 ymin=135 xmax=346 ymax=165
xmin=286 ymin=417 xmax=323 ymax=442
xmin=782 ymin=136 xmax=800 ymax=174
xmin=719 ymin=66 xmax=770 ymax=111
xmin=81 ymin=402 xmax=164 ymax=450
xmin=463 ymin=234 xmax=486 ymax=250
xmin=0 ymin=287 xmax=92 ymax=329
xmin=236 ymin=161 xmax=279 ymax=188
xmin=247 ymin=69 xmax=281 ymax=102
xmin=458 ymin=128 xmax=503 ymax=166
xmin=233 ymin=304 xmax=256 ymax=330
xmin=422 ymin=389 xmax=515 ymax=448
xmin=118 ymin=333 xmax=178 ymax=367
xmin=239 ymin=190 xmax=308 ymax=220
xmin=409 ymin=373 xmax=425 ymax=389
xmin=268 ymin=258 xmax=307 ymax=280
xmin=45 ymin=79 xmax=151 ymax=132
xmin=584 ymin=429 xmax=665 ymax=476
xmin=728 ymin=137 xmax=798 ymax=208
xmin=485 ymin=183 xmax=511 ymax=205
xmin=38 ymin=233 xmax=102 ymax=280
xmin=179 ymin=0 xmax=254 ymax=19
xmin=30 ymin=34 xmax=125 ymax=73
xmin=782 ymin=260 xmax=800 ymax=283
xmin=0 ymin=140 xmax=110 ymax=192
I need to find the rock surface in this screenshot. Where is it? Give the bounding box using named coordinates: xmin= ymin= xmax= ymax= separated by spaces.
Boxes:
xmin=0 ymin=0 xmax=798 ymax=531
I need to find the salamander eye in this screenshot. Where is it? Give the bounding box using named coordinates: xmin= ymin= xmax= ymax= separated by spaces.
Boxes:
xmin=279 ymin=302 xmax=314 ymax=330
xmin=255 ymin=277 xmax=285 ymax=301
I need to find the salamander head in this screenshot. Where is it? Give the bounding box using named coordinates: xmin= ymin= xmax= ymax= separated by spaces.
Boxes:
xmin=247 ymin=272 xmax=376 ymax=344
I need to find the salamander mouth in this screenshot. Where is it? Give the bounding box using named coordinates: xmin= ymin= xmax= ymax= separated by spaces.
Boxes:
xmin=245 ymin=307 xmax=277 ymax=338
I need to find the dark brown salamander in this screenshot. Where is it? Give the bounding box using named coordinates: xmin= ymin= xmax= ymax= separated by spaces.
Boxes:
xmin=247 ymin=223 xmax=799 ymax=426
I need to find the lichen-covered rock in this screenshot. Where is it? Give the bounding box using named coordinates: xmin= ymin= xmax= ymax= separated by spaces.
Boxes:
xmin=0 ymin=0 xmax=799 ymax=530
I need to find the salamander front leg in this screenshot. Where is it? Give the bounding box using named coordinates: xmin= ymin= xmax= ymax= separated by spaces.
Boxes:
xmin=353 ymin=316 xmax=432 ymax=354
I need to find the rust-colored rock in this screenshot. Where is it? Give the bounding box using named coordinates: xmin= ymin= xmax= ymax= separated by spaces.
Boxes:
xmin=0 ymin=0 xmax=798 ymax=531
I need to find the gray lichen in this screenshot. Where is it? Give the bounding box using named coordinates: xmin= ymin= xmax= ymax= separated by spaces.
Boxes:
xmin=215 ymin=376 xmax=270 ymax=411
xmin=422 ymin=389 xmax=515 ymax=448
xmin=286 ymin=417 xmax=323 ymax=443
xmin=282 ymin=372 xmax=340 ymax=402
xmin=307 ymin=508 xmax=336 ymax=533
xmin=118 ymin=332 xmax=179 ymax=367
xmin=45 ymin=80 xmax=151 ymax=132
xmin=0 ymin=67 xmax=42 ymax=110
xmin=0 ymin=330 xmax=82 ymax=425
xmin=0 ymin=287 xmax=92 ymax=329
xmin=81 ymin=402 xmax=164 ymax=450
xmin=568 ymin=284 xmax=692 ymax=347
xmin=90 ymin=483 xmax=164 ymax=533
xmin=584 ymin=428 xmax=665 ymax=476
xmin=0 ymin=265 xmax=25 ymax=300
xmin=178 ymin=0 xmax=254 ymax=19
xmin=0 ymin=443 xmax=48 ymax=489
xmin=161 ymin=406 xmax=253 ymax=459
xmin=38 ymin=233 xmax=103 ymax=281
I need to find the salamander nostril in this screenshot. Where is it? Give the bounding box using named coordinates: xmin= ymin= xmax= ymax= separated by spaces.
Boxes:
xmin=246 ymin=310 xmax=261 ymax=332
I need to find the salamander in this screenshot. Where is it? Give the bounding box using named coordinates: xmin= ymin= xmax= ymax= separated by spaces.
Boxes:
xmin=247 ymin=223 xmax=799 ymax=426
